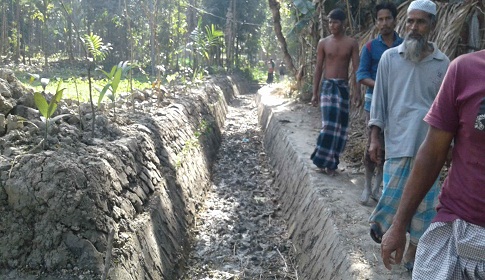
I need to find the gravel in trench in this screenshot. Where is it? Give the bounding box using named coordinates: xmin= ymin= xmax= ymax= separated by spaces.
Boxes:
xmin=179 ymin=92 xmax=299 ymax=279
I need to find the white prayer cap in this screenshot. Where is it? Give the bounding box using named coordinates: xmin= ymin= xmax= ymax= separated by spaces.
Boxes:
xmin=407 ymin=0 xmax=437 ymax=16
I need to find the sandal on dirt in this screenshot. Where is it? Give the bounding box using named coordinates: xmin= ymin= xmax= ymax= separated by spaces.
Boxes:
xmin=404 ymin=261 xmax=414 ymax=271
xmin=369 ymin=223 xmax=383 ymax=244
xmin=370 ymin=193 xmax=380 ymax=202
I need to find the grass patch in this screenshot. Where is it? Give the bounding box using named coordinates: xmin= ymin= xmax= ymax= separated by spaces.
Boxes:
xmin=15 ymin=69 xmax=151 ymax=102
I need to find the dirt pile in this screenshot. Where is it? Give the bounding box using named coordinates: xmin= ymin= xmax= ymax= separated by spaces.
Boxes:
xmin=0 ymin=69 xmax=242 ymax=279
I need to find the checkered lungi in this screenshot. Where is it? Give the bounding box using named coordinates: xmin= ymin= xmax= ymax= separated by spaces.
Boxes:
xmin=310 ymin=79 xmax=350 ymax=170
xmin=369 ymin=157 xmax=440 ymax=244
xmin=413 ymin=219 xmax=485 ymax=279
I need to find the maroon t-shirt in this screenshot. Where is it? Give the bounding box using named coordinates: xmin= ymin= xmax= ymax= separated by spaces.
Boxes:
xmin=424 ymin=50 xmax=485 ymax=227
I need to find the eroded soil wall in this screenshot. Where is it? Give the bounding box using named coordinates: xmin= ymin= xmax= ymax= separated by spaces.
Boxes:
xmin=0 ymin=74 xmax=244 ymax=279
xmin=256 ymin=90 xmax=354 ymax=280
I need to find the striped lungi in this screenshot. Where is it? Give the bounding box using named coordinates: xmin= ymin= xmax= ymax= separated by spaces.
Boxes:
xmin=413 ymin=219 xmax=485 ymax=279
xmin=369 ymin=157 xmax=440 ymax=244
xmin=310 ymin=79 xmax=350 ymax=170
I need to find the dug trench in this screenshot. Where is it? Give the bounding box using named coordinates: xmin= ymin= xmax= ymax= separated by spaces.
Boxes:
xmin=0 ymin=69 xmax=414 ymax=279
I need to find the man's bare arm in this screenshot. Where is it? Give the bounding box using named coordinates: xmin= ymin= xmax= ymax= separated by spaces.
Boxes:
xmin=360 ymin=78 xmax=375 ymax=88
xmin=351 ymin=39 xmax=361 ymax=107
xmin=381 ymin=126 xmax=454 ymax=269
xmin=312 ymin=39 xmax=325 ymax=106
xmin=368 ymin=125 xmax=382 ymax=164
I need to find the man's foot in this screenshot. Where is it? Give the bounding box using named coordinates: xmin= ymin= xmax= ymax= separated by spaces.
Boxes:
xmin=315 ymin=167 xmax=337 ymax=176
xmin=403 ymin=242 xmax=417 ymax=271
xmin=371 ymin=166 xmax=383 ymax=202
xmin=360 ymin=187 xmax=371 ymax=205
xmin=315 ymin=168 xmax=326 ymax=174
xmin=369 ymin=223 xmax=383 ymax=244
xmin=326 ymin=168 xmax=337 ymax=176
xmin=362 ymin=167 xmax=374 ymax=204
xmin=370 ymin=186 xmax=381 ymax=202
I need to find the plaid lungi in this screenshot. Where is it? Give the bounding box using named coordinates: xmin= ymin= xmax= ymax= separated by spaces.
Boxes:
xmin=310 ymin=79 xmax=350 ymax=170
xmin=369 ymin=157 xmax=440 ymax=244
xmin=413 ymin=220 xmax=485 ymax=279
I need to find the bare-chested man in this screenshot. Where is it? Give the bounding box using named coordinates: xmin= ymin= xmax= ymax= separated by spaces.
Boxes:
xmin=310 ymin=8 xmax=360 ymax=175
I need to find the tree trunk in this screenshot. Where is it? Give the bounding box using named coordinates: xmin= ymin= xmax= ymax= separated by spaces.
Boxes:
xmin=42 ymin=0 xmax=49 ymax=67
xmin=225 ymin=0 xmax=236 ymax=72
xmin=14 ymin=1 xmax=21 ymax=61
xmin=267 ymin=0 xmax=297 ymax=76
xmin=142 ymin=0 xmax=159 ymax=76
xmin=67 ymin=20 xmax=74 ymax=61
xmin=1 ymin=3 xmax=6 ymax=55
xmin=175 ymin=0 xmax=181 ymax=71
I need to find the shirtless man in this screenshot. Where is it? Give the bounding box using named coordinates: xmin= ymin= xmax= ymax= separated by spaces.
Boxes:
xmin=310 ymin=8 xmax=361 ymax=175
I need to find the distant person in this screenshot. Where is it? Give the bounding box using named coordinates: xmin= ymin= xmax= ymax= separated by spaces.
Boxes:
xmin=356 ymin=2 xmax=403 ymax=205
xmin=367 ymin=0 xmax=450 ymax=271
xmin=380 ymin=49 xmax=485 ymax=279
xmin=279 ymin=62 xmax=286 ymax=80
xmin=266 ymin=59 xmax=275 ymax=84
xmin=310 ymin=8 xmax=361 ymax=176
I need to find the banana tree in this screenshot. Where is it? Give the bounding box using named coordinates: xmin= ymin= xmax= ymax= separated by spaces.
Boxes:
xmin=188 ymin=22 xmax=224 ymax=73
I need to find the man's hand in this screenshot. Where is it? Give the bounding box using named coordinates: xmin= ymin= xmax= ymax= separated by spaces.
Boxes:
xmin=368 ymin=127 xmax=383 ymax=164
xmin=352 ymin=90 xmax=362 ymax=108
xmin=381 ymin=224 xmax=407 ymax=270
xmin=445 ymin=145 xmax=453 ymax=168
xmin=311 ymin=94 xmax=319 ymax=107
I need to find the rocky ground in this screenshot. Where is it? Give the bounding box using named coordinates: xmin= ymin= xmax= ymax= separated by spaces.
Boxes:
xmin=0 ymin=65 xmax=426 ymax=279
xmin=179 ymin=92 xmax=299 ymax=279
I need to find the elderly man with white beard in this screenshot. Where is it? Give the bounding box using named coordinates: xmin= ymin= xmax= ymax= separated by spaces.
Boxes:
xmin=366 ymin=0 xmax=450 ymax=271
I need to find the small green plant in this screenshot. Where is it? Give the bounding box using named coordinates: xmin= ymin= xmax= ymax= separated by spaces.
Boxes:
xmin=166 ymin=72 xmax=179 ymax=95
xmin=34 ymin=81 xmax=66 ymax=149
xmin=194 ymin=119 xmax=211 ymax=138
xmin=175 ymin=137 xmax=200 ymax=169
xmin=28 ymin=73 xmax=40 ymax=84
xmin=82 ymin=33 xmax=112 ymax=136
xmin=97 ymin=61 xmax=132 ymax=117
xmin=175 ymin=119 xmax=212 ymax=168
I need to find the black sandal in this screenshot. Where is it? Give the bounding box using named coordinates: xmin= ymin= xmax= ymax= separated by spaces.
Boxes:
xmin=370 ymin=223 xmax=383 ymax=244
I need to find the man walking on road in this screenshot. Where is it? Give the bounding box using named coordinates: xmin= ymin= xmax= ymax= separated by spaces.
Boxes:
xmin=310 ymin=8 xmax=361 ymax=176
xmin=367 ymin=0 xmax=450 ymax=270
xmin=267 ymin=59 xmax=275 ymax=84
xmin=381 ymin=49 xmax=485 ymax=279
xmin=356 ymin=2 xmax=403 ymax=205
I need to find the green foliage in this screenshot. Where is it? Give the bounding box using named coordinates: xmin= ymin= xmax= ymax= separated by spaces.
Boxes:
xmin=175 ymin=119 xmax=212 ymax=168
xmin=237 ymin=66 xmax=266 ymax=83
xmin=9 ymin=28 xmax=18 ymax=49
xmin=189 ymin=23 xmax=224 ymax=64
xmin=293 ymin=0 xmax=315 ymax=15
xmin=28 ymin=73 xmax=40 ymax=85
xmin=288 ymin=0 xmax=316 ymax=38
xmin=19 ymin=72 xmax=151 ymax=103
xmin=34 ymin=82 xmax=64 ymax=120
xmin=33 ymin=81 xmax=66 ymax=148
xmin=97 ymin=61 xmax=132 ymax=106
xmin=237 ymin=67 xmax=256 ymax=82
xmin=81 ymin=32 xmax=112 ymax=136
xmin=194 ymin=119 xmax=212 ymax=138
xmin=82 ymin=33 xmax=112 ymax=62
xmin=4 ymin=0 xmax=273 ymax=80
xmin=166 ymin=72 xmax=180 ymax=88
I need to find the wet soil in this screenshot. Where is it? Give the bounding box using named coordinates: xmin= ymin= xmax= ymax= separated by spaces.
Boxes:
xmin=179 ymin=92 xmax=299 ymax=279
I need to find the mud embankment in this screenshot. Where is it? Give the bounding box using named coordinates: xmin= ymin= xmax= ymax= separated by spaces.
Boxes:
xmin=0 ymin=70 xmax=245 ymax=279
